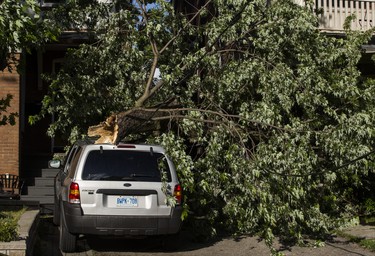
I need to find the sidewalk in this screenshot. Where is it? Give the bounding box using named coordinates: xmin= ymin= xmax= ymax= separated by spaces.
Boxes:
xmin=341 ymin=224 xmax=375 ymax=240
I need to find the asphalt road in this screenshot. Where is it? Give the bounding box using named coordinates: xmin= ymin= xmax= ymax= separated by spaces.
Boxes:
xmin=34 ymin=216 xmax=375 ymax=256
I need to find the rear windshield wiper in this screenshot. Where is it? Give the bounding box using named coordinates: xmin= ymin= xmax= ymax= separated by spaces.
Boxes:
xmin=99 ymin=176 xmax=124 ymax=181
xmin=97 ymin=174 xmax=156 ymax=181
xmin=130 ymin=173 xmax=156 ymax=178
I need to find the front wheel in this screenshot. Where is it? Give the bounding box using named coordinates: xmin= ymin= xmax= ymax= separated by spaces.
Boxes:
xmin=59 ymin=206 xmax=77 ymax=253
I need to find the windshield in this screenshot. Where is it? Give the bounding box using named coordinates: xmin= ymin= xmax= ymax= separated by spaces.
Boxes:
xmin=82 ymin=150 xmax=171 ymax=182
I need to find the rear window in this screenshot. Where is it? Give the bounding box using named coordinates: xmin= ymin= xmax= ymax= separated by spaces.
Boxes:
xmin=81 ymin=150 xmax=171 ymax=182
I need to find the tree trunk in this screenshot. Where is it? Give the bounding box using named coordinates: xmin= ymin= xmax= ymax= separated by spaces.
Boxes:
xmin=87 ymin=108 xmax=171 ymax=144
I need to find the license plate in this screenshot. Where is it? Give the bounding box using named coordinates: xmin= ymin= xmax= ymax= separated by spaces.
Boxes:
xmin=116 ymin=196 xmax=138 ymax=207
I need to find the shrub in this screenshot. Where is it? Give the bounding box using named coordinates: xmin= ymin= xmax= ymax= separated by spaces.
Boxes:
xmin=364 ymin=198 xmax=375 ymax=216
xmin=0 ymin=208 xmax=26 ymax=242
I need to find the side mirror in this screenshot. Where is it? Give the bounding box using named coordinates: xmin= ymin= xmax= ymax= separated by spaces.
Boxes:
xmin=48 ymin=159 xmax=61 ymax=169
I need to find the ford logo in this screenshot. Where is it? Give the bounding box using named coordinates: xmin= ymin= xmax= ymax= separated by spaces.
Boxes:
xmin=123 ymin=183 xmax=132 ymax=187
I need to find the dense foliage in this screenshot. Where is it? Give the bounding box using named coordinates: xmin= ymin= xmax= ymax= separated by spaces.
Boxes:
xmin=0 ymin=0 xmax=58 ymax=71
xmin=0 ymin=0 xmax=58 ymax=125
xmin=34 ymin=0 xmax=375 ymax=249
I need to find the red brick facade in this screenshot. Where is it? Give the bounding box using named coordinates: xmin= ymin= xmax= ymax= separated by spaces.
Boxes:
xmin=0 ymin=57 xmax=20 ymax=176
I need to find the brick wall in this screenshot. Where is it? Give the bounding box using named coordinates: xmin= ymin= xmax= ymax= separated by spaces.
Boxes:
xmin=0 ymin=57 xmax=20 ymax=176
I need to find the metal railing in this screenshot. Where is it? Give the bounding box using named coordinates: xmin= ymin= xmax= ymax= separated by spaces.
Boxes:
xmin=315 ymin=0 xmax=375 ymax=32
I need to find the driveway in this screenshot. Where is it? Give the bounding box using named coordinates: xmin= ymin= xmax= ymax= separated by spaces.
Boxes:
xmin=34 ymin=216 xmax=375 ymax=256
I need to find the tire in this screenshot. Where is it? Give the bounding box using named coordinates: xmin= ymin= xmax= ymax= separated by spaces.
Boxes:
xmin=59 ymin=206 xmax=77 ymax=253
xmin=53 ymin=197 xmax=60 ymax=226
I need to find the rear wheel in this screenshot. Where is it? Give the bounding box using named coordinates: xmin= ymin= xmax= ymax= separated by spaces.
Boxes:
xmin=59 ymin=207 xmax=77 ymax=253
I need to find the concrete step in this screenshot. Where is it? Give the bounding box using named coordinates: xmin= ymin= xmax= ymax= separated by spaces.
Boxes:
xmin=27 ymin=186 xmax=54 ymax=196
xmin=34 ymin=177 xmax=54 ymax=187
xmin=19 ymin=154 xmax=58 ymax=214
xmin=41 ymin=168 xmax=59 ymax=178
xmin=21 ymin=195 xmax=54 ymax=204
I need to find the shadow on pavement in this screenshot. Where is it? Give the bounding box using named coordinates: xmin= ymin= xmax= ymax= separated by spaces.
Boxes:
xmin=32 ymin=215 xmax=220 ymax=255
xmin=85 ymin=231 xmax=220 ymax=253
xmin=32 ymin=215 xmax=375 ymax=256
xmin=33 ymin=215 xmax=62 ymax=256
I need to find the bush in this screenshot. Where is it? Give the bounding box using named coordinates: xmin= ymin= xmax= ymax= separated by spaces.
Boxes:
xmin=0 ymin=208 xmax=26 ymax=242
xmin=364 ymin=198 xmax=375 ymax=216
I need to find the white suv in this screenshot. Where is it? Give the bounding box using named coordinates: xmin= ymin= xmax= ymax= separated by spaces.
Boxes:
xmin=51 ymin=140 xmax=183 ymax=253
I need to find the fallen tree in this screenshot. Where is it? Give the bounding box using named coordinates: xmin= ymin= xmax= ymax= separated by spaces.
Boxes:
xmin=35 ymin=0 xmax=375 ymax=249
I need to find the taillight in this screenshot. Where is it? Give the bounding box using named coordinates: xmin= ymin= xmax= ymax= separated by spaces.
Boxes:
xmin=69 ymin=182 xmax=80 ymax=204
xmin=173 ymin=184 xmax=182 ymax=205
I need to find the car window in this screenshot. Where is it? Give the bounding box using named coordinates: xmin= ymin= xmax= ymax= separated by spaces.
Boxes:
xmin=81 ymin=150 xmax=171 ymax=182
xmin=63 ymin=145 xmax=79 ymax=173
xmin=68 ymin=147 xmax=82 ymax=179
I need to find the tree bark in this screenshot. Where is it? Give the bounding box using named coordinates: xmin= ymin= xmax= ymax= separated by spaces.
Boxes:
xmin=87 ymin=108 xmax=171 ymax=144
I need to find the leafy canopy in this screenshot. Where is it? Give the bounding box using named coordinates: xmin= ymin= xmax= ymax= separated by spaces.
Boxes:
xmin=35 ymin=0 xmax=375 ymax=248
xmin=0 ymin=0 xmax=59 ymax=125
xmin=0 ymin=0 xmax=59 ymax=71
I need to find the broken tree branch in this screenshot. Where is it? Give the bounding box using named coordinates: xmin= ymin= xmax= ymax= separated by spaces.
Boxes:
xmin=87 ymin=106 xmax=288 ymax=145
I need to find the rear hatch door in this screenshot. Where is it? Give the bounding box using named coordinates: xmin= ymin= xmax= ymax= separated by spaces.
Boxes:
xmin=77 ymin=148 xmax=173 ymax=216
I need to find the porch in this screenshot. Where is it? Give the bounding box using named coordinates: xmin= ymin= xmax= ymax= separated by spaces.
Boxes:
xmin=296 ymin=0 xmax=375 ymax=33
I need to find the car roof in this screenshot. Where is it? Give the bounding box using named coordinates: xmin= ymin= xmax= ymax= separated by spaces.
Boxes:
xmin=79 ymin=142 xmax=165 ymax=153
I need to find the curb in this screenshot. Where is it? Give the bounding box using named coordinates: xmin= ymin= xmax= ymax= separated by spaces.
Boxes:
xmin=0 ymin=209 xmax=40 ymax=256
